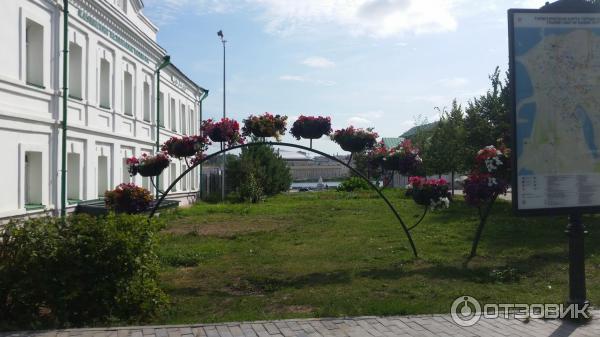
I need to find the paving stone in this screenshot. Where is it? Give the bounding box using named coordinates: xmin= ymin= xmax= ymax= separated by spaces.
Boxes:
xmin=5 ymin=312 xmax=600 ymax=337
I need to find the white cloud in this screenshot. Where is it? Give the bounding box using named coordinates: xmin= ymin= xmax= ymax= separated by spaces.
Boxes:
xmin=347 ymin=116 xmax=374 ymax=126
xmin=145 ymin=0 xmax=463 ymax=37
xmin=302 ymin=57 xmax=336 ymax=68
xmin=280 ymin=75 xmax=307 ymax=82
xmin=279 ymin=75 xmax=336 ymax=86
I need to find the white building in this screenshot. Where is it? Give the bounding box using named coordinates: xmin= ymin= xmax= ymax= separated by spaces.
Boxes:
xmin=0 ymin=0 xmax=208 ymax=220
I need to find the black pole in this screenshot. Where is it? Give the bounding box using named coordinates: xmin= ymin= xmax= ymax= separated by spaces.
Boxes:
xmin=566 ymin=213 xmax=588 ymax=307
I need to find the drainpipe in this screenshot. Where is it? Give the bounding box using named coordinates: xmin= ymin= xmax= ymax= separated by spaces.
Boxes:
xmin=60 ymin=0 xmax=69 ymax=218
xmin=155 ymin=55 xmax=171 ymax=199
xmin=198 ymin=89 xmax=209 ymax=198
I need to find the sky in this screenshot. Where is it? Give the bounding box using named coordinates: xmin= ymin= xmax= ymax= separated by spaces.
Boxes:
xmin=142 ymin=0 xmax=548 ymax=154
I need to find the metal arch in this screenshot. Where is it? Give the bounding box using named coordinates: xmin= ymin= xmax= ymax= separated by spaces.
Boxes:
xmin=148 ymin=141 xmax=419 ymax=258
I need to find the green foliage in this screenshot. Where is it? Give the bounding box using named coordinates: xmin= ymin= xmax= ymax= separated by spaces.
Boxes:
xmin=0 ymin=213 xmax=167 ymax=329
xmin=463 ymin=67 xmax=510 ymax=168
xmin=336 ymin=177 xmax=371 ymax=192
xmin=226 ymin=142 xmax=292 ymax=201
xmin=423 ymin=100 xmax=468 ymax=177
xmin=239 ymin=172 xmax=265 ymax=203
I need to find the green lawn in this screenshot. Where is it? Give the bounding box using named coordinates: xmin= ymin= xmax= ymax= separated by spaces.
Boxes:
xmin=153 ymin=190 xmax=600 ymax=324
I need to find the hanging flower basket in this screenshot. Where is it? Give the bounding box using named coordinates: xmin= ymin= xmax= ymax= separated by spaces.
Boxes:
xmin=161 ymin=135 xmax=210 ymax=159
xmin=381 ymin=140 xmax=423 ymax=176
xmin=126 ymin=153 xmax=170 ymax=177
xmin=331 ymin=126 xmax=378 ymax=153
xmin=104 ymin=183 xmax=153 ymax=214
xmin=201 ymin=118 xmax=245 ymax=146
xmin=290 ymin=116 xmax=332 ymax=140
xmin=407 ymin=177 xmax=451 ymax=210
xmin=242 ymin=113 xmax=288 ymax=141
xmin=464 ymin=145 xmax=511 ymax=207
xmin=475 ymin=145 xmax=511 ymax=179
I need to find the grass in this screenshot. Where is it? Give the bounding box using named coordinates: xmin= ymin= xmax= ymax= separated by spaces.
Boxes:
xmin=152 ymin=190 xmax=600 ymax=325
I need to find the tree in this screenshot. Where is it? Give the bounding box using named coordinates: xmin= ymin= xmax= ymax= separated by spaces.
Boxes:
xmin=423 ymin=100 xmax=467 ymax=193
xmin=463 ymin=67 xmax=510 ymax=168
xmin=226 ymin=142 xmax=292 ymax=201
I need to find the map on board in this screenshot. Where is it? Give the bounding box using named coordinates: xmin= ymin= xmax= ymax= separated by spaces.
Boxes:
xmin=512 ymin=12 xmax=600 ymax=210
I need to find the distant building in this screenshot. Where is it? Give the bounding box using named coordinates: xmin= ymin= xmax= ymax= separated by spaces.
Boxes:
xmin=278 ymin=149 xmax=349 ymax=181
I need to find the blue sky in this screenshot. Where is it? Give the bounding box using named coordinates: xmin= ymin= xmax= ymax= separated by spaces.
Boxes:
xmin=143 ymin=0 xmax=547 ymax=154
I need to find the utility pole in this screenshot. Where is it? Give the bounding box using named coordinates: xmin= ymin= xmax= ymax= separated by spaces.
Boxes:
xmin=218 ymin=30 xmax=227 ymax=202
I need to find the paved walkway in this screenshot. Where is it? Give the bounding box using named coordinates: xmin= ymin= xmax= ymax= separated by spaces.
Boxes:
xmin=2 ymin=313 xmax=599 ymax=337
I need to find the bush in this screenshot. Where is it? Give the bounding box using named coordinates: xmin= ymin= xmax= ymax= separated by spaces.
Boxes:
xmin=226 ymin=142 xmax=292 ymax=201
xmin=0 ymin=213 xmax=167 ymax=329
xmin=337 ymin=177 xmax=371 ymax=192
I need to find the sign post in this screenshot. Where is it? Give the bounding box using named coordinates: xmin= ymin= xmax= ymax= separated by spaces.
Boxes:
xmin=509 ymin=0 xmax=600 ymax=308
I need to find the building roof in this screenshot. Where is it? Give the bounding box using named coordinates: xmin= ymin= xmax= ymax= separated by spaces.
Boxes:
xmin=278 ymin=149 xmax=313 ymax=161
xmin=381 ymin=137 xmax=404 ymax=149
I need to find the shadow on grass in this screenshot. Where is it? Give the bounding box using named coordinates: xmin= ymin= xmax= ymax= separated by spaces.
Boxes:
xmin=358 ymin=251 xmax=566 ymax=284
xmin=243 ymin=271 xmax=352 ymax=293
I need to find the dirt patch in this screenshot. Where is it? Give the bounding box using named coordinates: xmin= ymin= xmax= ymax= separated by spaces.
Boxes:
xmin=265 ymin=303 xmax=315 ymax=314
xmin=164 ymin=217 xmax=290 ymax=238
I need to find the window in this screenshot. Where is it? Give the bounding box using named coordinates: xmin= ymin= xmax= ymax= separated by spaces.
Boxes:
xmin=181 ymin=164 xmax=187 ymax=191
xmin=143 ymin=82 xmax=151 ymax=122
xmin=190 ymin=109 xmax=195 ymax=132
xmin=26 ymin=19 xmax=44 ymax=87
xmin=25 ymin=152 xmax=43 ymax=207
xmin=123 ymin=71 xmax=133 ymax=116
xmin=99 ymin=58 xmax=111 ymax=108
xmin=180 ymin=104 xmax=187 ymax=135
xmin=170 ymin=98 xmax=176 ymax=131
xmin=170 ymin=163 xmax=177 ymax=192
xmin=69 ymin=43 xmax=83 ymax=99
xmin=67 ymin=153 xmax=81 ymax=202
xmin=97 ymin=155 xmax=109 ymax=197
xmin=158 ymin=92 xmax=165 ymax=127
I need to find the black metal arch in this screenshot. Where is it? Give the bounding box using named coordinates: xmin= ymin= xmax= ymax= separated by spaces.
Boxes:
xmin=149 ymin=141 xmax=419 ymax=258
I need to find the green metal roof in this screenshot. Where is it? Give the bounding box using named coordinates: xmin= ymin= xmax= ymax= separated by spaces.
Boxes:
xmin=381 ymin=137 xmax=404 ymax=148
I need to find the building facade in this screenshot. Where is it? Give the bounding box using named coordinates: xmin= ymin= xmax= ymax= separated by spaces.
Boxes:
xmin=0 ymin=0 xmax=207 ymax=220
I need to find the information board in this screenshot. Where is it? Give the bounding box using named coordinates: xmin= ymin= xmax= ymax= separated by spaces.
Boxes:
xmin=509 ymin=9 xmax=600 ymax=214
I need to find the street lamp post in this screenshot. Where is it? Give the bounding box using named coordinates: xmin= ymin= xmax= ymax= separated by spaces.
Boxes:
xmin=218 ymin=30 xmax=227 ymax=202
xmin=155 ymin=55 xmax=171 ymax=199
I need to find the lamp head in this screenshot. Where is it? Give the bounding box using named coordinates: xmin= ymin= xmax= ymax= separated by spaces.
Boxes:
xmin=217 ymin=30 xmax=224 ymax=38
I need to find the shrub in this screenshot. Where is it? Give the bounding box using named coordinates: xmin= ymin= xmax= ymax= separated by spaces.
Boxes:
xmin=105 ymin=183 xmax=153 ymax=214
xmin=0 ymin=213 xmax=167 ymax=329
xmin=226 ymin=142 xmax=292 ymax=200
xmin=337 ymin=177 xmax=371 ymax=192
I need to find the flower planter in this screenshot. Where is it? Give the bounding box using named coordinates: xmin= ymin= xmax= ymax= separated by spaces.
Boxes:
xmin=137 ymin=161 xmax=169 ymax=177
xmin=162 ymin=136 xmax=209 ymax=159
xmin=340 ymin=138 xmax=375 ymax=153
xmin=331 ymin=127 xmax=378 ymax=153
xmin=105 ymin=183 xmax=153 ymax=214
xmin=242 ymin=113 xmax=288 ymax=141
xmin=201 ymin=118 xmax=244 ymax=146
xmin=291 ymin=116 xmax=332 ymax=140
xmin=207 ymin=128 xmax=228 ymax=143
xmin=407 ymin=177 xmax=451 ymax=210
